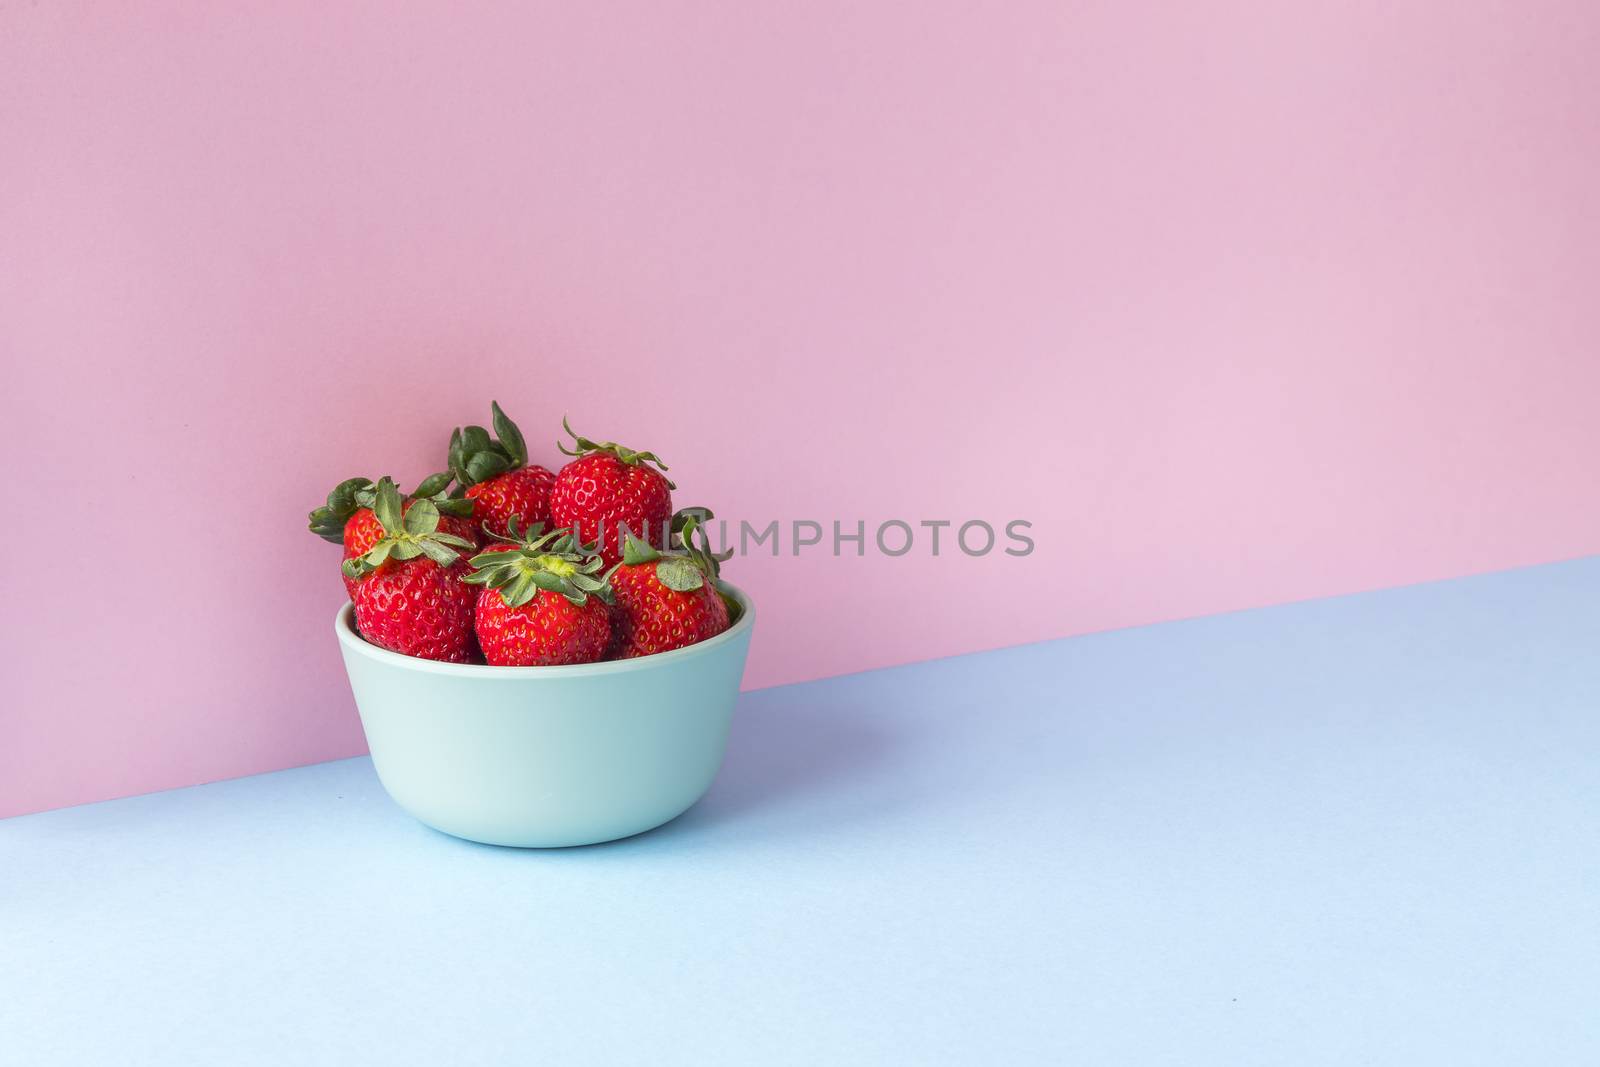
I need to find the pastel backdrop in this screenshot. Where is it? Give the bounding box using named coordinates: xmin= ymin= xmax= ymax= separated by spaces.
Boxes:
xmin=4 ymin=1 xmax=1598 ymax=818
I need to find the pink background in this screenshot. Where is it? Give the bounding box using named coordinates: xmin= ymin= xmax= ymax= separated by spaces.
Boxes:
xmin=5 ymin=2 xmax=1598 ymax=819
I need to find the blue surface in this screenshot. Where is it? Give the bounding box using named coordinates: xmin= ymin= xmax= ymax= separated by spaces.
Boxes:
xmin=5 ymin=558 xmax=1599 ymax=1065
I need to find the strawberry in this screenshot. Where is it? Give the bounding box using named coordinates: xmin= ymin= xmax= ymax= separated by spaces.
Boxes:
xmin=344 ymin=480 xmax=479 ymax=663
xmin=549 ymin=416 xmax=675 ymax=567
xmin=310 ymin=475 xmax=479 ymax=598
xmin=607 ymin=512 xmax=732 ymax=659
xmin=448 ymin=402 xmax=557 ymax=539
xmin=463 ymin=531 xmax=613 ymax=666
xmin=354 ymin=558 xmax=480 ymax=663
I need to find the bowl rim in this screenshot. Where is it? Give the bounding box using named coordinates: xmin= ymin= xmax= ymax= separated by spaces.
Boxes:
xmin=336 ymin=581 xmax=755 ymax=678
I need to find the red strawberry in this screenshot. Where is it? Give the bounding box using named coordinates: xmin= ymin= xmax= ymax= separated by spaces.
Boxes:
xmin=448 ymin=402 xmax=556 ymax=538
xmin=607 ymin=514 xmax=731 ymax=659
xmin=354 ymin=557 xmax=479 ymax=663
xmin=343 ymin=499 xmax=478 ymax=598
xmin=464 ymin=531 xmax=613 ymax=666
xmin=549 ymin=417 xmax=674 ymax=567
xmin=465 ymin=466 xmax=554 ymax=540
xmin=310 ymin=475 xmax=479 ymax=598
xmin=344 ymin=481 xmax=480 ymax=662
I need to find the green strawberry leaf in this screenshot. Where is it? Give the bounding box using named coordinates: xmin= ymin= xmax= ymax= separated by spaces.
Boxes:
xmin=413 ymin=471 xmax=452 ymax=498
xmin=373 ymin=478 xmax=404 ymax=533
xmin=466 ymin=452 xmax=511 ymax=483
xmin=403 ymin=498 xmax=441 ymax=536
xmin=671 ymin=506 xmax=713 ymax=533
xmin=503 ymin=573 xmax=538 ymax=608
xmin=655 ymin=557 xmax=704 ymax=592
xmin=491 ymin=401 xmax=528 ymax=467
xmin=327 ymin=477 xmax=371 ymax=512
xmin=417 ymin=539 xmax=459 ymax=566
xmin=310 ymin=477 xmax=376 ymax=543
xmin=621 ymin=528 xmax=661 ymax=566
xmin=307 ymin=505 xmax=345 ymax=543
xmin=448 ymin=428 xmax=472 ymax=485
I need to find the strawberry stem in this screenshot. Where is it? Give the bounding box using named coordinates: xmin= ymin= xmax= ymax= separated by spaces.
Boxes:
xmin=557 ymin=415 xmax=676 ymax=489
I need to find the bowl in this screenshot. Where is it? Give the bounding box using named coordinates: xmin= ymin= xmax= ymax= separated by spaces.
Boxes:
xmin=334 ymin=585 xmax=754 ymax=847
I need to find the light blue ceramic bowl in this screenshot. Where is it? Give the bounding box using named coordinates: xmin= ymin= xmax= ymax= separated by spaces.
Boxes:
xmin=335 ymin=586 xmax=754 ymax=847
